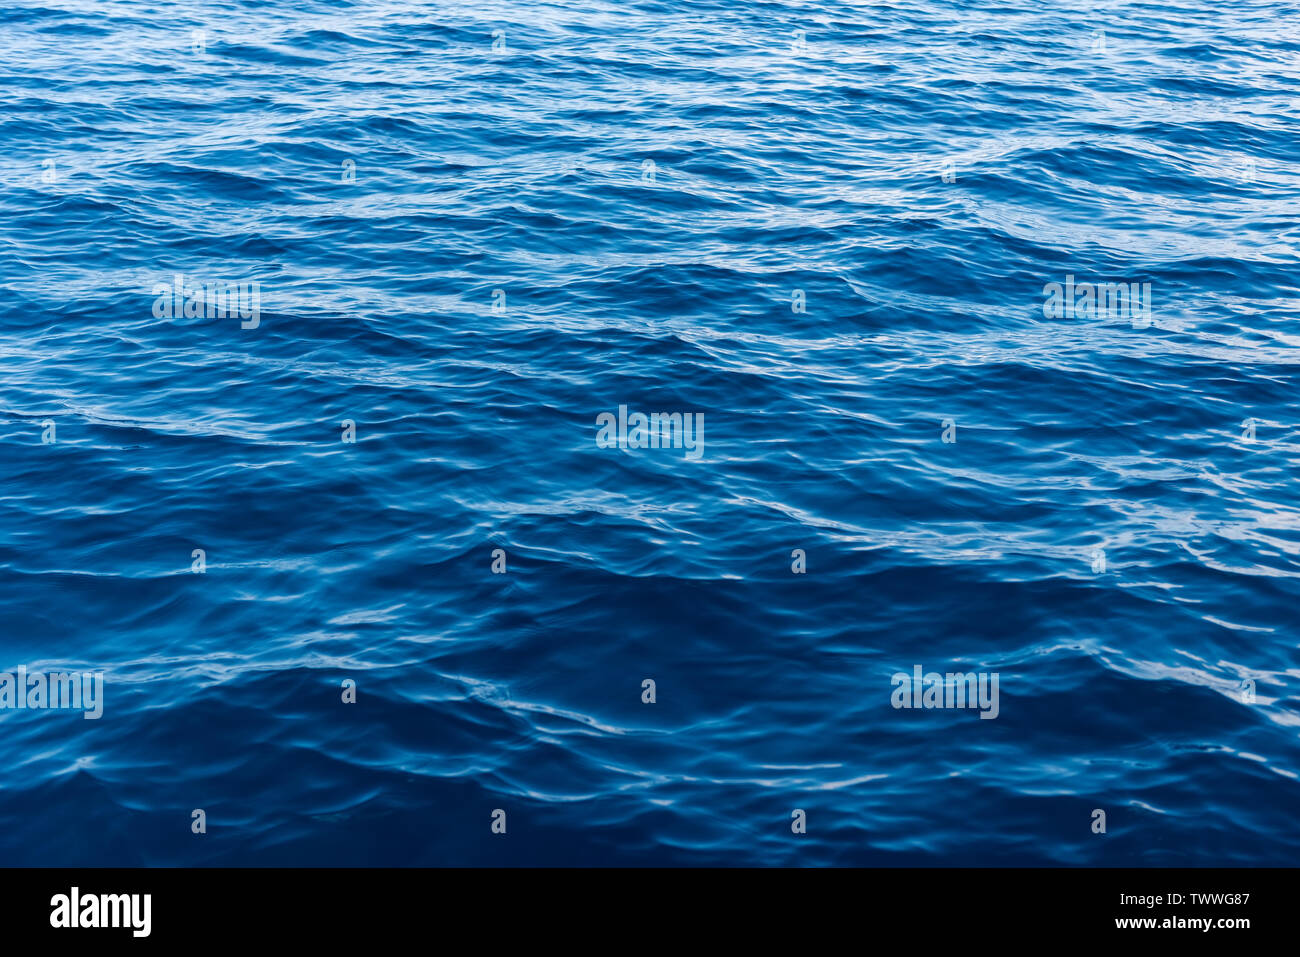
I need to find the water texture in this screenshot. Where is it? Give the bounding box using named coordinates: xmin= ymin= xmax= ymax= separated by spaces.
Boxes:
xmin=0 ymin=0 xmax=1298 ymax=865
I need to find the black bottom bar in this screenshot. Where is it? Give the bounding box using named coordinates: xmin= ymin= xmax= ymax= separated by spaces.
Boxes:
xmin=2 ymin=867 xmax=1287 ymax=943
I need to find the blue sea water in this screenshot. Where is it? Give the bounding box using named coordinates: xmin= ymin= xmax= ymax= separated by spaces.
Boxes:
xmin=1 ymin=0 xmax=1298 ymax=866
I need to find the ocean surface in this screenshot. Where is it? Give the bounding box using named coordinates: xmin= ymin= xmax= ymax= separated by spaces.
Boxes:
xmin=1 ymin=0 xmax=1297 ymax=866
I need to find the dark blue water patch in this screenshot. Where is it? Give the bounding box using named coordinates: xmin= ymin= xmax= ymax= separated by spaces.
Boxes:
xmin=0 ymin=0 xmax=1296 ymax=866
